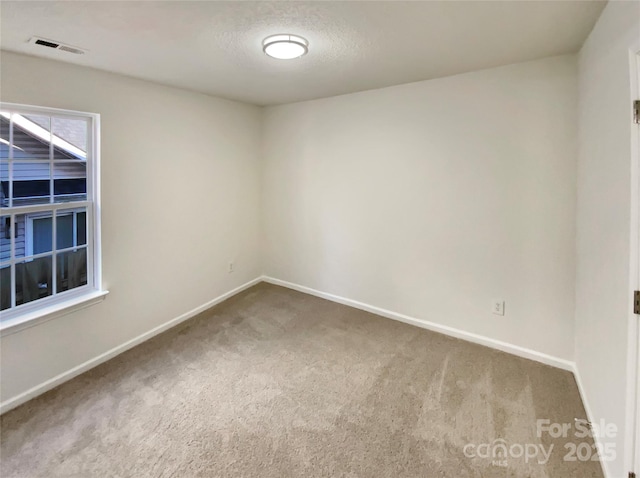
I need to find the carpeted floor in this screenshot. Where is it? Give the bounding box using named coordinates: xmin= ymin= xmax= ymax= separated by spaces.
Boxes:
xmin=1 ymin=283 xmax=603 ymax=477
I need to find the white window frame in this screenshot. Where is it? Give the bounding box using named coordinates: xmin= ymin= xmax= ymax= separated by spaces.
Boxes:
xmin=0 ymin=103 xmax=106 ymax=335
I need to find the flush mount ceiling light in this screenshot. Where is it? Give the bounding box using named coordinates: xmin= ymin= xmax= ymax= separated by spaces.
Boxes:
xmin=262 ymin=34 xmax=309 ymax=60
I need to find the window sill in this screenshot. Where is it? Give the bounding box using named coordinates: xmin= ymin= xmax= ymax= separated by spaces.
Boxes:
xmin=0 ymin=290 xmax=109 ymax=337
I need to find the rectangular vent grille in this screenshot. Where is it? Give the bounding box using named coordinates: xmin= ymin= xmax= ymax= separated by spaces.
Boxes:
xmin=34 ymin=39 xmax=59 ymax=48
xmin=29 ymin=37 xmax=86 ymax=55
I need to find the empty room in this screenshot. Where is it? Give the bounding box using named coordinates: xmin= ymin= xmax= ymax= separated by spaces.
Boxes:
xmin=0 ymin=1 xmax=639 ymax=477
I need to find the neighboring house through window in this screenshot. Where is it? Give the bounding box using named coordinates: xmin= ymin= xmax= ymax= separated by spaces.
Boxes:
xmin=0 ymin=104 xmax=102 ymax=327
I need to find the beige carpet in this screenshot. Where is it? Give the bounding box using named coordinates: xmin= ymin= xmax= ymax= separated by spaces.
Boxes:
xmin=1 ymin=283 xmax=603 ymax=477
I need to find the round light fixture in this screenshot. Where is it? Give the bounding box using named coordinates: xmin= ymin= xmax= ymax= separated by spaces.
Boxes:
xmin=262 ymin=34 xmax=309 ymax=60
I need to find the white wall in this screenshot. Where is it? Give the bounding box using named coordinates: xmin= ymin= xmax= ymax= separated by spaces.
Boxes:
xmin=576 ymin=1 xmax=640 ymax=476
xmin=262 ymin=55 xmax=578 ymax=362
xmin=0 ymin=51 xmax=263 ymax=404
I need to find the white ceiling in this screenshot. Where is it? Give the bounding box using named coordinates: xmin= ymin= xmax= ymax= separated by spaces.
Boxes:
xmin=0 ymin=1 xmax=606 ymax=106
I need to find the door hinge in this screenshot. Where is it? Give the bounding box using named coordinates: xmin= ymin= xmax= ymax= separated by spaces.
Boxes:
xmin=635 ymin=291 xmax=640 ymax=315
xmin=635 ymin=100 xmax=640 ymax=124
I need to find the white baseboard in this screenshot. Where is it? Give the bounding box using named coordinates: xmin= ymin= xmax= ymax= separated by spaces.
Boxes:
xmin=0 ymin=277 xmax=262 ymax=415
xmin=262 ymin=276 xmax=575 ymax=372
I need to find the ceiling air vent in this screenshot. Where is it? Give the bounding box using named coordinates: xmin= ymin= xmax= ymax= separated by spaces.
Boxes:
xmin=28 ymin=37 xmax=86 ymax=55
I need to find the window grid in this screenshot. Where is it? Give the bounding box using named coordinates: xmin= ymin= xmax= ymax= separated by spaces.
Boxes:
xmin=0 ymin=104 xmax=99 ymax=318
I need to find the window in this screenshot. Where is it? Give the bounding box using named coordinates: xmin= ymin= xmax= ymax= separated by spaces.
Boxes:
xmin=0 ymin=103 xmax=102 ymax=327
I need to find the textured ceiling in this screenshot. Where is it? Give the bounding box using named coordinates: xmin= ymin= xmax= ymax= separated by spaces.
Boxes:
xmin=0 ymin=1 xmax=606 ymax=106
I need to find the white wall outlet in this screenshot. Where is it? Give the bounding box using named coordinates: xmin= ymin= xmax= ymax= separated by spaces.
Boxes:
xmin=492 ymin=300 xmax=505 ymax=316
xmin=228 ymin=262 xmax=234 ymax=273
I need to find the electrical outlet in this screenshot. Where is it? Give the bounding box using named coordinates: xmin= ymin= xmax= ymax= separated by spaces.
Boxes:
xmin=228 ymin=262 xmax=234 ymax=273
xmin=492 ymin=300 xmax=505 ymax=316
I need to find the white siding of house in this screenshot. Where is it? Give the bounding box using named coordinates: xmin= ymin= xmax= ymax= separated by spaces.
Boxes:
xmin=0 ymin=218 xmax=9 ymax=263
xmin=0 ymin=215 xmax=25 ymax=263
xmin=0 ymin=162 xmax=85 ymax=181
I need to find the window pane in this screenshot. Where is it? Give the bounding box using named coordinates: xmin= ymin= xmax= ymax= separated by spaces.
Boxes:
xmin=32 ymin=215 xmax=53 ymax=255
xmin=16 ymin=255 xmax=52 ymax=306
xmin=0 ymin=112 xmax=9 ymax=159
xmin=0 ymin=263 xmax=10 ymax=311
xmin=1 ymin=215 xmax=10 ymax=263
xmin=54 ymin=162 xmax=86 ymax=203
xmin=77 ymin=211 xmax=87 ymax=246
xmin=57 ymin=249 xmax=87 ymax=293
xmin=52 ymin=117 xmax=87 ymax=160
xmin=13 ymin=114 xmax=50 ymax=160
xmin=15 ymin=213 xmax=53 ymax=256
xmin=56 ymin=208 xmax=86 ymax=250
xmin=12 ymin=162 xmax=51 ymax=206
xmin=56 ymin=213 xmax=73 ymax=250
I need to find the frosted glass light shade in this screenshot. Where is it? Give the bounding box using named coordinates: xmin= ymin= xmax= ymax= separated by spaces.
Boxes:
xmin=263 ymin=34 xmax=309 ymax=60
